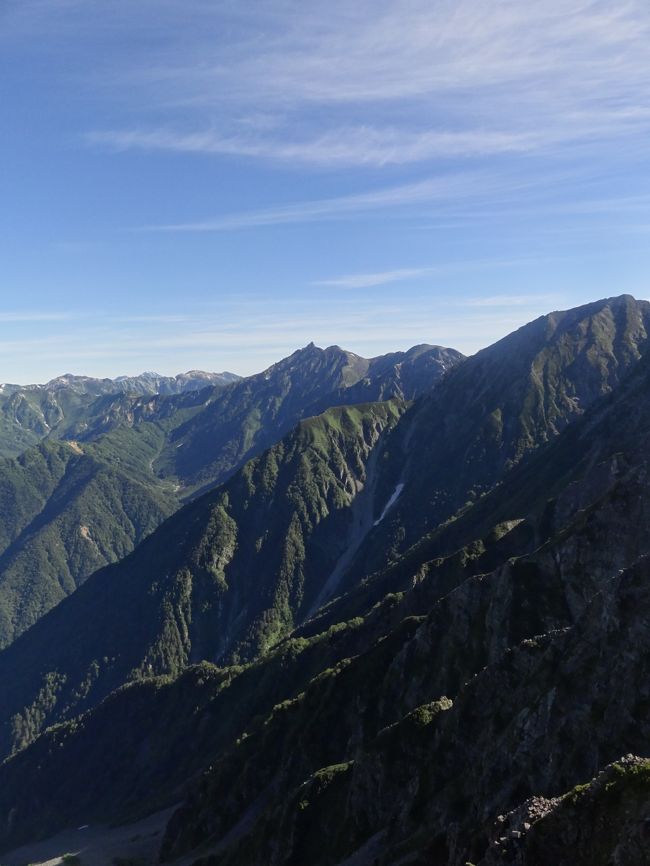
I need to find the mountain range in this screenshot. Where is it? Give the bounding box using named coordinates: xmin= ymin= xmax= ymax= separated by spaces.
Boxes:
xmin=0 ymin=371 xmax=241 ymax=460
xmin=0 ymin=298 xmax=649 ymax=866
xmin=0 ymin=343 xmax=460 ymax=648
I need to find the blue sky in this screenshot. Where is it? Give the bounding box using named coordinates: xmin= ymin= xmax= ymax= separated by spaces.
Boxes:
xmin=2 ymin=0 xmax=650 ymax=381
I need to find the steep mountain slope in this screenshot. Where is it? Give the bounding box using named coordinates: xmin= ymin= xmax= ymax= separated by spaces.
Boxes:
xmin=2 ymin=298 xmax=650 ymax=861
xmin=0 ymin=401 xmax=405 ymax=758
xmin=0 ymin=430 xmax=177 ymax=648
xmin=3 ymin=299 xmax=650 ymax=860
xmin=197 ymin=553 xmax=650 ymax=866
xmin=336 ymin=294 xmax=650 ymax=579
xmin=480 ymin=756 xmax=650 ymax=865
xmin=150 ymin=346 xmax=650 ymax=866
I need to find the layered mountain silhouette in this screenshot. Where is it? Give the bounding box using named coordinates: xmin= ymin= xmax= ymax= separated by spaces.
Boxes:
xmin=0 ymin=345 xmax=460 ymax=648
xmin=0 ymin=297 xmax=649 ymax=866
xmin=0 ymin=371 xmax=240 ymax=459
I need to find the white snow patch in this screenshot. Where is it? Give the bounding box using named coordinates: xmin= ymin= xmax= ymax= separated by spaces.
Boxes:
xmin=373 ymin=483 xmax=404 ymax=526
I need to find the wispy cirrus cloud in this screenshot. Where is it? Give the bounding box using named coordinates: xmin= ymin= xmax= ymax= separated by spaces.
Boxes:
xmin=67 ymin=0 xmax=650 ymax=169
xmin=134 ymin=162 xmax=587 ymax=232
xmin=9 ymin=0 xmax=650 ymax=238
xmin=133 ymin=166 xmax=650 ymax=234
xmin=86 ymin=126 xmax=542 ymax=167
xmin=312 ymin=259 xmax=560 ymax=290
xmin=0 ymin=311 xmax=79 ymax=323
xmin=134 ymin=170 xmax=504 ymax=231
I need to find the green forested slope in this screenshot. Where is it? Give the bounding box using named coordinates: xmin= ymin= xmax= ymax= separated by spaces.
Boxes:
xmin=152 ymin=341 xmax=650 ymax=866
xmin=0 ymin=430 xmax=177 ymax=648
xmin=129 ymin=342 xmax=462 ymax=494
xmin=0 ymin=401 xmax=404 ymax=757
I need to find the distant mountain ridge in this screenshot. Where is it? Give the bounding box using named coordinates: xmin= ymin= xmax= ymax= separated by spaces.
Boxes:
xmin=0 ymin=369 xmax=241 ymax=397
xmin=0 ymin=370 xmax=240 ymax=461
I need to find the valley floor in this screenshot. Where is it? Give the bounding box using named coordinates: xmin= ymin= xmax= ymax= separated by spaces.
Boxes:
xmin=2 ymin=807 xmax=177 ymax=866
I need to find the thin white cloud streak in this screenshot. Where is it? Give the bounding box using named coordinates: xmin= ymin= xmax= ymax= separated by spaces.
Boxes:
xmin=0 ymin=311 xmax=78 ymax=323
xmin=86 ymin=126 xmax=543 ymax=167
xmin=135 ymin=173 xmax=488 ymax=231
xmin=134 ymin=170 xmax=650 ymax=234
xmin=313 ymin=258 xmax=565 ymax=290
xmin=134 ymin=168 xmax=568 ymax=232
xmin=313 ymin=268 xmax=435 ymax=289
xmin=459 ymin=294 xmax=559 ymax=308
xmin=85 ymin=112 xmax=650 ymax=168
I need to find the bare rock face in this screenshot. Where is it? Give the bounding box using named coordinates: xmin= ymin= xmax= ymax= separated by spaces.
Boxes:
xmin=481 ymin=756 xmax=650 ymax=866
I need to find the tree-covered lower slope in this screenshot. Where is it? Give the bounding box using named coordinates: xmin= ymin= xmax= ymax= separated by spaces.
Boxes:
xmin=4 ymin=300 xmax=650 ymax=861
xmin=0 ymin=429 xmax=178 ymax=649
xmin=0 ymin=401 xmax=405 ymax=758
